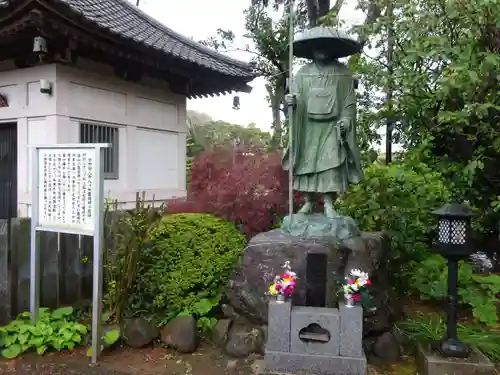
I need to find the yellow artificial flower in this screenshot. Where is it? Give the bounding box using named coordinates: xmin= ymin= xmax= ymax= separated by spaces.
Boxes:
xmin=268 ymin=284 xmax=278 ymax=295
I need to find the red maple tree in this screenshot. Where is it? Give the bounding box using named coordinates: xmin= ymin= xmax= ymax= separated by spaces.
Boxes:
xmin=168 ymin=147 xmax=295 ymax=237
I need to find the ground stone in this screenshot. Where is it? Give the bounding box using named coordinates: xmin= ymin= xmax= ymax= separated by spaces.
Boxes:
xmin=225 ymin=319 xmax=264 ymax=358
xmin=122 ymin=317 xmax=159 ymax=348
xmin=391 ymin=325 xmax=410 ymax=347
xmin=372 ymin=331 xmax=401 ymax=362
xmin=212 ymin=319 xmax=232 ymax=347
xmin=160 ymin=315 xmax=198 ymax=353
xmin=258 ymin=325 xmax=268 ymax=355
xmin=221 ymin=303 xmax=237 ymax=319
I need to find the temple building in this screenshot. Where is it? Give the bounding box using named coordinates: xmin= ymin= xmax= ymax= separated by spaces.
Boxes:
xmin=0 ymin=0 xmax=256 ymax=217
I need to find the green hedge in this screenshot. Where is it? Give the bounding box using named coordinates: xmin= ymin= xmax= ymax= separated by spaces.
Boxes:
xmin=135 ymin=213 xmax=245 ymax=320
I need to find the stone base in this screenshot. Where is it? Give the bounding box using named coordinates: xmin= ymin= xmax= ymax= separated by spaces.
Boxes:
xmin=265 ymin=350 xmax=367 ymax=375
xmin=416 ymin=344 xmax=496 ymax=375
xmin=281 ymin=213 xmax=360 ymax=240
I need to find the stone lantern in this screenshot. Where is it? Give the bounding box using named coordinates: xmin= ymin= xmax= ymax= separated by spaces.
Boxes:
xmin=431 ymin=202 xmax=475 ymax=358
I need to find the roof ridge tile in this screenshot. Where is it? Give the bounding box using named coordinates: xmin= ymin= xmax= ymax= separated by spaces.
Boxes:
xmin=105 ymin=0 xmax=252 ymax=70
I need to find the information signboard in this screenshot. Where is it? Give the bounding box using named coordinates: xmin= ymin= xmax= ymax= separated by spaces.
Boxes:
xmin=37 ymin=148 xmax=96 ymax=234
xmin=29 ymin=144 xmax=109 ymax=365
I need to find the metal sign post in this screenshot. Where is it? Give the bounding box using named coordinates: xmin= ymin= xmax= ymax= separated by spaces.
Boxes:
xmin=29 ymin=143 xmax=109 ymax=365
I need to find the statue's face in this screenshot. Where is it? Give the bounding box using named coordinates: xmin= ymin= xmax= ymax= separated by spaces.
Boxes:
xmin=312 ymin=50 xmax=330 ymax=62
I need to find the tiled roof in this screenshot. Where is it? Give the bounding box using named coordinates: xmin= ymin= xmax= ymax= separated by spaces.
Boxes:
xmin=54 ymin=0 xmax=256 ymax=79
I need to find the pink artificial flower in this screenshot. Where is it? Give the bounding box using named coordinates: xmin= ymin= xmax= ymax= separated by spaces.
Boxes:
xmin=352 ymin=294 xmax=361 ymax=301
xmin=347 ymin=279 xmax=354 ymax=285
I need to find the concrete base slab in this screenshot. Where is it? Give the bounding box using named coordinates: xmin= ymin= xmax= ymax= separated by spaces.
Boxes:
xmin=416 ymin=344 xmax=496 ymax=375
xmin=265 ymin=350 xmax=366 ymax=375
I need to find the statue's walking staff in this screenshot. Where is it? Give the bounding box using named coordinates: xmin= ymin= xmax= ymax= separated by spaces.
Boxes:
xmin=287 ymin=0 xmax=295 ymax=222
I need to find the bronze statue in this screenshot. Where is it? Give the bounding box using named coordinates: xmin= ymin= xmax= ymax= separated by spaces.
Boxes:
xmin=283 ymin=26 xmax=363 ymax=219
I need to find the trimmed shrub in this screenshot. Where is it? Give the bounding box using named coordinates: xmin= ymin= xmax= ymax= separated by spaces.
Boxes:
xmin=135 ymin=213 xmax=246 ymax=320
xmin=337 ymin=161 xmax=451 ymax=266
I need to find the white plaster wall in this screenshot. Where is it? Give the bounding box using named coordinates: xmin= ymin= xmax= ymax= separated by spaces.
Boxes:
xmin=0 ymin=63 xmax=58 ymax=216
xmin=0 ymin=59 xmax=188 ymax=216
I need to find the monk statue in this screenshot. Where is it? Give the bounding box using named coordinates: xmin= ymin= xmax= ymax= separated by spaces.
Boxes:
xmin=282 ymin=26 xmax=364 ymax=219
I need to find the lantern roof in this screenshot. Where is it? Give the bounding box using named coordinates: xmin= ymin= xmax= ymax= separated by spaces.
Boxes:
xmin=433 ymin=203 xmax=475 ymax=218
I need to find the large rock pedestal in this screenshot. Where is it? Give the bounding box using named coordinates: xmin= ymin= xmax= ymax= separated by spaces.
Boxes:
xmin=225 ymin=216 xmax=402 ymax=360
xmin=226 ymin=228 xmax=345 ymax=324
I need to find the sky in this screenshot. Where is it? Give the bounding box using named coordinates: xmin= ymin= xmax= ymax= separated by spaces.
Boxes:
xmin=132 ymin=0 xmax=393 ymax=151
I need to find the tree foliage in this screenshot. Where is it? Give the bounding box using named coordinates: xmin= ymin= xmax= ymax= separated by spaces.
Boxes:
xmin=187 ymin=110 xmax=272 ymax=157
xmin=351 ymin=0 xmax=500 ymax=244
xmin=201 ymin=4 xmax=308 ymax=148
xmin=202 ymin=0 xmax=383 ymax=151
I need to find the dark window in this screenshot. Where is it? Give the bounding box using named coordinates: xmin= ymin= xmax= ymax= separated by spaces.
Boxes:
xmin=79 ymin=122 xmax=119 ymax=179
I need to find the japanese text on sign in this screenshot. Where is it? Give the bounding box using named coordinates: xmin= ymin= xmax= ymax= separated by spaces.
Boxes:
xmin=37 ymin=148 xmax=95 ymax=232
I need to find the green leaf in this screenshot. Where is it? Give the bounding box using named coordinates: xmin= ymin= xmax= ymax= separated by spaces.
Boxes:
xmin=72 ymin=333 xmax=82 ymax=343
xmin=51 ymin=307 xmax=73 ymax=320
xmin=36 ymin=345 xmax=48 ymax=355
xmin=3 ymin=334 xmax=17 ymax=347
xmin=62 ymin=330 xmax=74 ymax=341
xmin=103 ymin=329 xmax=120 ymax=345
xmin=29 ymin=337 xmax=45 ymax=347
xmin=86 ymin=345 xmax=104 ymax=357
xmin=192 ymin=298 xmax=216 ymax=316
xmin=196 ymin=317 xmax=217 ymax=333
xmin=17 ymin=333 xmax=30 ymax=345
xmin=38 ymin=308 xmax=50 ymax=320
xmin=73 ymin=324 xmax=88 ymax=334
xmin=17 ymin=312 xmax=30 ymax=319
xmin=101 ymin=312 xmax=110 ymax=323
xmin=52 ymin=338 xmax=64 ymax=351
xmin=467 ymin=70 xmax=479 ymax=83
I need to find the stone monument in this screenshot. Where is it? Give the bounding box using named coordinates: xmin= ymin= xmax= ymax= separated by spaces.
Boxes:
xmin=263 ymin=25 xmax=367 ymax=375
xmin=280 ymin=23 xmax=371 ymax=285
xmin=225 ymin=25 xmax=402 ymax=366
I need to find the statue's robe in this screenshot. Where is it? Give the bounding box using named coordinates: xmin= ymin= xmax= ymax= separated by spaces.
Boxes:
xmin=283 ymin=60 xmax=363 ymax=193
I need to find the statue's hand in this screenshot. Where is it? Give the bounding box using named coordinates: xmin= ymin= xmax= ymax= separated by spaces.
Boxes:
xmin=285 ymin=94 xmax=296 ymax=107
xmin=339 ymin=120 xmax=349 ymax=136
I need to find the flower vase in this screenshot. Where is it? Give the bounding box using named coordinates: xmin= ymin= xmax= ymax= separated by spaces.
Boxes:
xmin=276 ymin=294 xmax=286 ymax=303
xmin=344 ymin=293 xmax=355 ymax=307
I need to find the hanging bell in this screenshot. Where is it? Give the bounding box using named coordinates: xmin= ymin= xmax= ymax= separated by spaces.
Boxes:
xmin=33 ymin=36 xmax=48 ymax=54
xmin=232 ymin=95 xmax=240 ymax=110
